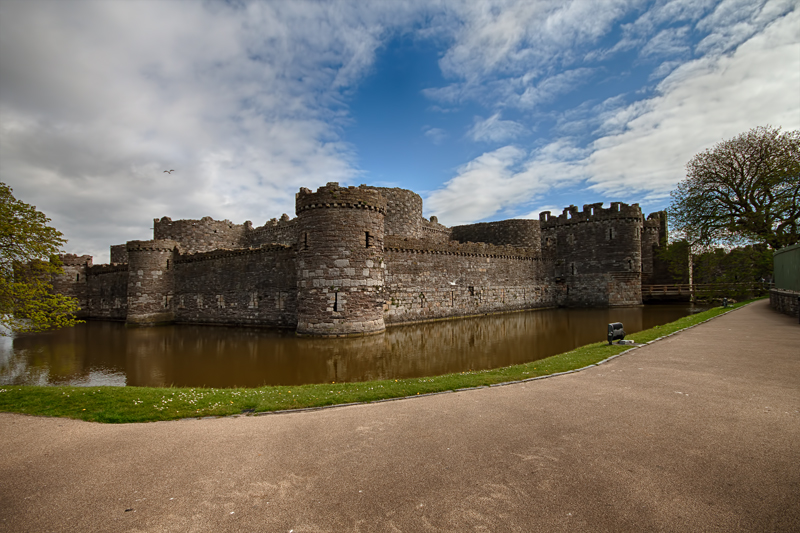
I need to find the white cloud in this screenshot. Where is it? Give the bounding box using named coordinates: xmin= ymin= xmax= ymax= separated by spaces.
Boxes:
xmin=467 ymin=113 xmax=526 ymax=143
xmin=0 ymin=0 xmax=423 ymax=262
xmin=423 ymin=126 xmax=448 ymax=144
xmin=586 ymin=8 xmax=800 ymax=196
xmin=425 ymin=140 xmax=588 ymax=225
xmin=425 ymin=6 xmax=799 ymax=225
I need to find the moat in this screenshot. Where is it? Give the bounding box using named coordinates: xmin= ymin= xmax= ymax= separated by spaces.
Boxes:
xmin=1 ymin=305 xmax=700 ymax=388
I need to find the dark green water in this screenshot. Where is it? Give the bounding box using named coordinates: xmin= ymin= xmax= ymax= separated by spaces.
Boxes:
xmin=0 ymin=305 xmax=701 ymax=388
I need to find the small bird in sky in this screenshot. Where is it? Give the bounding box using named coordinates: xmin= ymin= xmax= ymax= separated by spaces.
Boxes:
xmin=164 ymin=169 xmax=175 ymax=174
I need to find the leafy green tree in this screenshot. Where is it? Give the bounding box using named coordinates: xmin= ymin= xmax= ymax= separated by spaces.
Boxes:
xmin=0 ymin=182 xmax=81 ymax=335
xmin=669 ymin=126 xmax=800 ymax=250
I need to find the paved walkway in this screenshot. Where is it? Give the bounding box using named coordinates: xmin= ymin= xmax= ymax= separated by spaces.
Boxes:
xmin=1 ymin=300 xmax=798 ymax=532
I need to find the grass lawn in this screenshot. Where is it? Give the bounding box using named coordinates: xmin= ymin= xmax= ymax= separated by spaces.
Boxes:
xmin=0 ymin=300 xmax=754 ymax=423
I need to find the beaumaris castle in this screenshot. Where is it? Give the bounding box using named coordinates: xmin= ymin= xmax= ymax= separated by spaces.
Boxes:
xmin=54 ymin=183 xmax=668 ymax=336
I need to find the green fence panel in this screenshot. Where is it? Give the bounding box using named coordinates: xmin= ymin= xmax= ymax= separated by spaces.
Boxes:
xmin=773 ymin=243 xmax=800 ymax=292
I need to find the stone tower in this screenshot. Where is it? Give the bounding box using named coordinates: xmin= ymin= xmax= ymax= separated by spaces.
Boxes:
xmin=125 ymin=239 xmax=178 ymax=326
xmin=295 ymin=183 xmax=386 ymax=336
xmin=52 ymin=254 xmax=92 ymax=316
xmin=540 ymin=202 xmax=644 ymax=306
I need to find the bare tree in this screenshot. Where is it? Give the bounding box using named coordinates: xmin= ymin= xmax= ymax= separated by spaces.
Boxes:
xmin=669 ymin=126 xmax=800 ymax=250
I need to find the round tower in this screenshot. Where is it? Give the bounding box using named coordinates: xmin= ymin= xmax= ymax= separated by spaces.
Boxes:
xmin=295 ymin=183 xmax=386 ymax=336
xmin=126 ymin=239 xmax=178 ymax=326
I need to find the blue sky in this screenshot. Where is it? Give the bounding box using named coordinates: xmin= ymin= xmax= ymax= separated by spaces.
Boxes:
xmin=1 ymin=0 xmax=798 ymax=263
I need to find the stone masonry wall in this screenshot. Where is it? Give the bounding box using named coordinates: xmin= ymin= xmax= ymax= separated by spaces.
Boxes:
xmin=770 ymin=288 xmax=799 ymax=320
xmin=541 ymin=202 xmax=643 ymax=306
xmin=642 ymin=211 xmax=666 ymax=285
xmin=85 ymin=265 xmax=129 ymax=320
xmin=52 ymin=254 xmax=92 ymax=315
xmin=110 ymin=244 xmax=128 ymax=264
xmin=174 ymin=246 xmax=297 ymax=328
xmin=154 ymin=217 xmax=247 ymax=253
xmin=383 ymin=236 xmax=560 ymax=324
xmin=374 ymin=187 xmax=423 ymax=238
xmin=451 ymin=219 xmax=541 ymax=249
xmin=126 ymin=240 xmax=178 ymax=325
xmin=246 ymin=216 xmax=298 ymax=247
xmin=420 ymin=217 xmax=451 ymax=244
xmin=296 ymin=183 xmax=387 ymax=336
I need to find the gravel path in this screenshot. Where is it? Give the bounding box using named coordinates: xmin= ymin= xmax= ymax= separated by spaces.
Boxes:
xmin=1 ymin=299 xmax=798 ymax=532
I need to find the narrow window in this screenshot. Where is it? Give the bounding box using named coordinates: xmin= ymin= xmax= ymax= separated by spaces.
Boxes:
xmin=365 ymin=231 xmax=371 ymax=248
xmin=166 ymin=259 xmax=170 ymax=270
xmin=76 ymin=274 xmax=80 ymax=281
xmin=333 ymin=291 xmax=339 ymax=312
xmin=571 ymin=263 xmax=577 ymax=275
xmin=303 ymin=232 xmax=309 ymax=250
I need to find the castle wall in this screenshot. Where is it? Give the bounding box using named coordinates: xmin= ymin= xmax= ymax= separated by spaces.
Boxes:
xmin=55 ymin=185 xmax=666 ymax=335
xmin=375 ymin=187 xmax=423 ymax=238
xmin=541 ymin=203 xmax=643 ymax=306
xmin=126 ymin=240 xmax=178 ymax=325
xmin=383 ymin=236 xmax=560 ymax=324
xmin=52 ymin=254 xmax=92 ymax=316
xmin=174 ymin=246 xmax=297 ymax=328
xmin=451 ymin=219 xmax=541 ymax=249
xmin=246 ymin=217 xmax=298 ymax=247
xmin=110 ymin=244 xmax=128 ymax=264
xmin=154 ymin=217 xmax=247 ymax=253
xmin=420 ymin=217 xmax=451 ymax=244
xmin=85 ymin=265 xmax=128 ymax=320
xmin=295 ymin=183 xmax=387 ymax=336
xmin=642 ymin=211 xmax=667 ymax=285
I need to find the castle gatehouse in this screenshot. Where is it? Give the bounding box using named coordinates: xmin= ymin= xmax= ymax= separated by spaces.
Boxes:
xmin=53 ymin=183 xmax=667 ymax=336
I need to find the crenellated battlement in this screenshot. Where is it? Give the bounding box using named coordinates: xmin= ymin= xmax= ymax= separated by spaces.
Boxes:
xmin=56 ymin=183 xmax=668 ymax=334
xmin=126 ymin=239 xmax=180 ymax=253
xmin=154 ymin=216 xmax=246 ymax=254
xmin=296 ymin=182 xmax=387 ymax=214
xmin=540 ymin=202 xmax=643 ymax=228
xmin=58 ymin=254 xmax=93 ymax=267
xmin=644 ymin=211 xmax=665 ymax=230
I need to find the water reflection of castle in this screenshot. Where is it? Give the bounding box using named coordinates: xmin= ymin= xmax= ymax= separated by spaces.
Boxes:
xmin=53 ymin=183 xmax=667 ymax=336
xmin=5 ymin=307 xmax=676 ymax=387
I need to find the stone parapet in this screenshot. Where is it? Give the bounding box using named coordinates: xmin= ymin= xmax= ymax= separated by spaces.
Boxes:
xmin=770 ymin=288 xmax=799 ymax=320
xmin=296 ymin=182 xmax=387 ymax=213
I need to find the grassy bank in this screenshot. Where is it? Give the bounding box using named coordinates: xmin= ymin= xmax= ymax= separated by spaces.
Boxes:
xmin=0 ymin=301 xmax=753 ymax=423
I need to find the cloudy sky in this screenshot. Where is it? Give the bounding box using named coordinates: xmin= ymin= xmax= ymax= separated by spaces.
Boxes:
xmin=1 ymin=0 xmax=798 ymax=263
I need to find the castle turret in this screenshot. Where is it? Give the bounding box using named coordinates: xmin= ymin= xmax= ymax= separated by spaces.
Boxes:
xmin=541 ymin=202 xmax=643 ymax=306
xmin=53 ymin=254 xmax=92 ymax=316
xmin=295 ymin=183 xmax=386 ymax=336
xmin=642 ymin=211 xmax=667 ymax=285
xmin=125 ymin=239 xmax=178 ymax=326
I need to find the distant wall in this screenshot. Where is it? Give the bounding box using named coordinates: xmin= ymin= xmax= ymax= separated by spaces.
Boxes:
xmin=420 ymin=217 xmax=451 ymax=244
xmin=246 ymin=217 xmax=298 ymax=247
xmin=154 ymin=216 xmax=247 ymax=253
xmin=376 ymin=187 xmax=423 ymax=239
xmin=174 ymin=246 xmax=298 ymax=328
xmin=85 ymin=265 xmax=128 ymax=320
xmin=110 ymin=244 xmax=128 ymax=264
xmin=451 ymin=219 xmax=541 ymax=249
xmin=52 ymin=254 xmax=92 ymax=316
xmin=383 ymin=236 xmax=558 ymax=325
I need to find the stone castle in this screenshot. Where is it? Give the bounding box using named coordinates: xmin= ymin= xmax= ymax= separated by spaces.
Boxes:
xmin=53 ymin=183 xmax=667 ymax=336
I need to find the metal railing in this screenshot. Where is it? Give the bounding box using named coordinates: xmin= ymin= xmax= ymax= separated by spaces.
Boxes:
xmin=642 ymin=282 xmax=774 ymax=296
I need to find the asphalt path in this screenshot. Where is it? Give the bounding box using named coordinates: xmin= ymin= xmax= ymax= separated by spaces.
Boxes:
xmin=1 ymin=299 xmax=798 ymax=532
